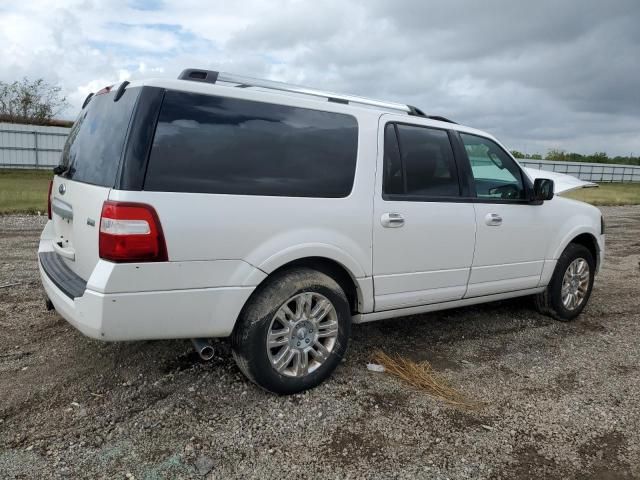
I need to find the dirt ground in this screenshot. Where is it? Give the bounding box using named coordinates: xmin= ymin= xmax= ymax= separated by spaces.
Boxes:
xmin=1 ymin=207 xmax=639 ymax=480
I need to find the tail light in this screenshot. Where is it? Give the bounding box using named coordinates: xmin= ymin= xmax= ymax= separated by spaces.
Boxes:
xmin=47 ymin=180 xmax=53 ymax=219
xmin=99 ymin=201 xmax=168 ymax=263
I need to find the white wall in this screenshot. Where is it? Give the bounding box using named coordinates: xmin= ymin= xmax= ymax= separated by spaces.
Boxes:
xmin=0 ymin=122 xmax=70 ymax=169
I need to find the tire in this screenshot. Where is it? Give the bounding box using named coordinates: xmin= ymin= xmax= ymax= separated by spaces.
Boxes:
xmin=535 ymin=243 xmax=595 ymax=321
xmin=231 ymin=267 xmax=351 ymax=394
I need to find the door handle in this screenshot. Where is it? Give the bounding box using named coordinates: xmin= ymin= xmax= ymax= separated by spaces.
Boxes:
xmin=52 ymin=197 xmax=73 ymax=220
xmin=485 ymin=213 xmax=502 ymax=226
xmin=381 ymin=213 xmax=405 ymax=228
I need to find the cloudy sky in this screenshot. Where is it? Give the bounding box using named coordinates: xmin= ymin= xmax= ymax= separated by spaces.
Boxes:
xmin=1 ymin=0 xmax=638 ymax=156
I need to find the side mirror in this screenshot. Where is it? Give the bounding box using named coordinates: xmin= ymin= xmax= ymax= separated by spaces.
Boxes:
xmin=532 ymin=178 xmax=554 ymax=203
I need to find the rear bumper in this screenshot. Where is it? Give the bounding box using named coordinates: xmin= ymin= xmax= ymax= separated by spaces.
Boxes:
xmin=38 ymin=223 xmax=257 ymax=341
xmin=39 ymin=259 xmax=254 ymax=341
xmin=39 ymin=252 xmax=87 ymax=299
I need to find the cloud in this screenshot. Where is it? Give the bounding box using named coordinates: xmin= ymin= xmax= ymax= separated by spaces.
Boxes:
xmin=0 ymin=0 xmax=638 ymax=155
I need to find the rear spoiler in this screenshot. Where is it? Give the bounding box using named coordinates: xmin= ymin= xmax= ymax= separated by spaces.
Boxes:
xmin=80 ymin=81 xmax=130 ymax=109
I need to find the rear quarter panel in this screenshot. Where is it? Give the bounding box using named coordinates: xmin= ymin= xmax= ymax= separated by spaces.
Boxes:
xmin=108 ymin=110 xmax=378 ymax=291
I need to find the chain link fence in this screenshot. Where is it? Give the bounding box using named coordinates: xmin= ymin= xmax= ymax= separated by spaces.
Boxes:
xmin=520 ymin=159 xmax=640 ymax=183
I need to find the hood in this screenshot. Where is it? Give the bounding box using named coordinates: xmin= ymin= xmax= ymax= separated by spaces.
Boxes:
xmin=524 ymin=167 xmax=597 ymax=194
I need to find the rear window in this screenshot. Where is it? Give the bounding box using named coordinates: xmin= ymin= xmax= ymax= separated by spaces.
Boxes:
xmin=144 ymin=91 xmax=359 ymax=197
xmin=59 ymin=88 xmax=140 ymax=187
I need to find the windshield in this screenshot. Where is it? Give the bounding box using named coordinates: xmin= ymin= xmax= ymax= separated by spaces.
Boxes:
xmin=58 ymin=87 xmax=140 ymax=187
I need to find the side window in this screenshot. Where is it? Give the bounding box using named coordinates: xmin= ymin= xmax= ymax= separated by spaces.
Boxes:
xmin=145 ymin=91 xmax=358 ymax=197
xmin=460 ymin=133 xmax=525 ymax=200
xmin=382 ymin=123 xmax=460 ymax=198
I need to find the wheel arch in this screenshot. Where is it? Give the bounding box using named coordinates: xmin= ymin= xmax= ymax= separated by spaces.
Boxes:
xmin=535 ymin=232 xmax=599 ymax=322
xmin=552 ymin=227 xmax=600 ymax=266
xmin=264 ymin=256 xmax=363 ymax=315
xmin=237 ymin=255 xmax=366 ymax=328
xmin=568 ymin=232 xmax=599 ymax=268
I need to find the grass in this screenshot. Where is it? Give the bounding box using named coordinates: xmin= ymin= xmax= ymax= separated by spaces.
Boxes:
xmin=562 ymin=183 xmax=640 ymax=206
xmin=0 ymin=169 xmax=52 ymax=214
xmin=371 ymin=350 xmax=480 ymax=409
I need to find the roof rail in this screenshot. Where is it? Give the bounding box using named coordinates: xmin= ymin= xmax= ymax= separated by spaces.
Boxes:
xmin=425 ymin=115 xmax=457 ymax=124
xmin=407 ymin=105 xmax=426 ymax=117
xmin=178 ymin=68 xmax=414 ymax=114
xmin=177 ymin=69 xmax=456 ymax=123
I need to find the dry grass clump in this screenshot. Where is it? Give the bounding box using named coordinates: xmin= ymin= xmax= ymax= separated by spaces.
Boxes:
xmin=371 ymin=350 xmax=480 ymax=409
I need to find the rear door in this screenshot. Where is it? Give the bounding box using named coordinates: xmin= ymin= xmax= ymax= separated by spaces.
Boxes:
xmin=50 ymin=87 xmax=141 ymax=280
xmin=372 ymin=118 xmax=476 ymax=311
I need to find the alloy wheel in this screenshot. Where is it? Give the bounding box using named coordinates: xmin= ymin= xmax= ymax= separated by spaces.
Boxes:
xmin=266 ymin=292 xmax=339 ymax=377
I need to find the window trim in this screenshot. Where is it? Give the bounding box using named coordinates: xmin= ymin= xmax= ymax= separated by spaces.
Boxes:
xmin=381 ymin=123 xmax=405 ymax=196
xmin=454 ymin=130 xmax=535 ymax=205
xmin=381 ymin=121 xmax=466 ymax=202
xmin=116 ymin=87 xmax=165 ymax=191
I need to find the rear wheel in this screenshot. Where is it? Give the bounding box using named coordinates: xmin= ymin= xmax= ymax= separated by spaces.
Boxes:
xmin=231 ymin=268 xmax=351 ymax=394
xmin=535 ymin=243 xmax=595 ymax=321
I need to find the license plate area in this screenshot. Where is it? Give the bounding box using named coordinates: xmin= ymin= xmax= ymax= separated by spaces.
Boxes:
xmin=52 ymin=197 xmax=75 ymax=253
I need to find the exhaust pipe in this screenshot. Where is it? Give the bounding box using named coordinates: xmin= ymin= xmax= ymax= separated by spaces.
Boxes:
xmin=191 ymin=338 xmax=215 ymax=361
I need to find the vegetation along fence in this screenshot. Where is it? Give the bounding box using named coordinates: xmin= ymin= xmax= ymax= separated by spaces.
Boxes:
xmin=0 ymin=122 xmax=639 ymax=182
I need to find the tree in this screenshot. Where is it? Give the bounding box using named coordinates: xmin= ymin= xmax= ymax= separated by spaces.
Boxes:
xmin=510 ymin=150 xmax=544 ymax=159
xmin=543 ymin=149 xmax=639 ymax=165
xmin=0 ymin=78 xmax=69 ymax=125
xmin=546 ymin=149 xmax=567 ymax=161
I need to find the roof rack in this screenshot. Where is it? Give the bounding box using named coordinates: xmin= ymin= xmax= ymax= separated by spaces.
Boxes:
xmin=177 ymin=69 xmax=456 ymax=122
xmin=425 ymin=115 xmax=457 ymax=124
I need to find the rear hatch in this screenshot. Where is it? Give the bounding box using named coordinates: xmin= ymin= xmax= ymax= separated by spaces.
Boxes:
xmin=50 ymin=86 xmax=140 ymax=281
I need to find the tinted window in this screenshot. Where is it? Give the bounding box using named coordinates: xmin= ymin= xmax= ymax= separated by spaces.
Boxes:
xmin=145 ymin=91 xmax=359 ymax=197
xmin=383 ymin=123 xmax=460 ymax=198
xmin=59 ymin=88 xmax=140 ymax=187
xmin=460 ymin=133 xmax=525 ymax=200
xmin=383 ymin=124 xmax=404 ymax=195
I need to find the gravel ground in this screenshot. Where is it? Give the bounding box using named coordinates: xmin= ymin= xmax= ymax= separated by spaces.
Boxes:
xmin=0 ymin=207 xmax=639 ymax=479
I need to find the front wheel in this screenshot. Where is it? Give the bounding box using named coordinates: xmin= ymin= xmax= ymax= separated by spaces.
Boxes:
xmin=535 ymin=243 xmax=595 ymax=321
xmin=231 ymin=268 xmax=351 ymax=394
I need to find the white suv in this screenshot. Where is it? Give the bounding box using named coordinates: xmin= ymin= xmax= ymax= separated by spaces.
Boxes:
xmin=39 ymin=69 xmax=605 ymax=394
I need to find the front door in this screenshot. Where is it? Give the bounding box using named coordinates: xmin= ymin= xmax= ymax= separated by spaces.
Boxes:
xmin=372 ymin=118 xmax=476 ymax=311
xmin=458 ymin=132 xmax=551 ymax=297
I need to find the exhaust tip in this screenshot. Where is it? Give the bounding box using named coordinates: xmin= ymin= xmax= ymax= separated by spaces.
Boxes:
xmin=191 ymin=338 xmax=215 ymax=361
xmin=198 ymin=345 xmax=215 ymax=361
